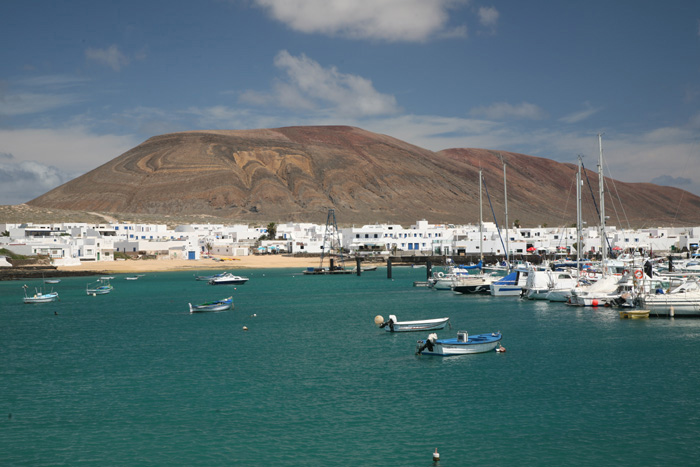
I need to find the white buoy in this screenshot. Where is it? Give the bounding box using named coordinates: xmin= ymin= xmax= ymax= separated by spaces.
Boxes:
xmin=243 ymin=326 xmax=248 ymax=331
xmin=433 ymin=448 xmax=440 ymax=462
xmin=374 ymin=315 xmax=384 ymax=326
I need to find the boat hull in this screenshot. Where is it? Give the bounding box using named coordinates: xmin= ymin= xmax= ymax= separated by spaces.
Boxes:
xmin=639 ymin=294 xmax=700 ymax=316
xmin=189 ymin=300 xmax=234 ymax=313
xmin=383 ymin=318 xmax=449 ymax=332
xmin=417 ymin=332 xmax=502 ymax=356
xmin=24 ymin=292 xmax=59 ymax=304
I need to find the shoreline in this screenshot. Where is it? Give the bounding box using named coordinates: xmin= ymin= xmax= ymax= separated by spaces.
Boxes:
xmin=55 ymin=255 xmax=330 ymax=274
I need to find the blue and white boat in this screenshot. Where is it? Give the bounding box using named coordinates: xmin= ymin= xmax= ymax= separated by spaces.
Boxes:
xmin=489 ymin=269 xmax=529 ymax=296
xmin=23 ymin=285 xmax=59 ymax=304
xmin=378 ymin=315 xmax=449 ymax=332
xmin=86 ymin=279 xmax=113 ymax=295
xmin=416 ymin=331 xmax=502 ymax=356
xmin=189 ymin=296 xmax=233 ymax=313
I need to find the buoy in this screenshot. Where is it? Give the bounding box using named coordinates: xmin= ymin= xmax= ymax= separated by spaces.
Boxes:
xmin=433 ymin=448 xmax=440 ymax=462
xmin=496 ymin=346 xmax=506 ymax=353
xmin=243 ymin=326 xmax=248 ymax=331
xmin=374 ymin=315 xmax=384 ymax=326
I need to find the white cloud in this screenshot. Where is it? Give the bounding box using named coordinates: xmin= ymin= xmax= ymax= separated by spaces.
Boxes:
xmin=0 ymin=127 xmax=138 ymax=176
xmin=0 ymin=92 xmax=82 ymax=116
xmin=0 ymin=158 xmax=70 ymax=205
xmin=478 ymin=6 xmax=499 ymax=28
xmin=469 ymin=101 xmax=547 ymax=120
xmin=560 ymin=102 xmax=602 ymax=124
xmin=242 ymin=51 xmax=400 ymax=117
xmin=85 ymin=45 xmax=130 ymax=71
xmin=253 ymin=0 xmax=466 ymax=42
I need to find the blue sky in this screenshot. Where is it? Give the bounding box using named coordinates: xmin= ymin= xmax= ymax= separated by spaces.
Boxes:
xmin=1 ymin=0 xmax=699 ymax=206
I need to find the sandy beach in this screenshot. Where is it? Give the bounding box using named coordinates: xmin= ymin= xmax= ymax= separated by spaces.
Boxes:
xmin=57 ymin=255 xmax=325 ymax=273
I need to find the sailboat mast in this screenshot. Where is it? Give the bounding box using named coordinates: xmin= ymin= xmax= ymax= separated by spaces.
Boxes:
xmin=502 ymin=159 xmax=509 ymax=266
xmin=597 ymin=134 xmax=606 ymax=269
xmin=577 ymin=156 xmax=583 ymax=273
xmin=479 ymin=169 xmax=483 ymax=263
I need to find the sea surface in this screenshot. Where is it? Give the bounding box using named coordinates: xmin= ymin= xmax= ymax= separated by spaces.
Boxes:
xmin=2 ymin=267 xmax=700 ymax=466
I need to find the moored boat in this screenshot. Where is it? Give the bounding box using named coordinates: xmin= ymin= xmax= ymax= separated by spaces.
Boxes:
xmin=189 ymin=296 xmax=233 ymax=313
xmin=208 ymin=273 xmax=250 ymax=285
xmin=87 ymin=279 xmax=113 ymax=295
xmin=416 ymin=331 xmax=502 ymax=356
xmin=23 ymin=285 xmax=59 ymax=304
xmin=376 ymin=314 xmax=449 ymax=332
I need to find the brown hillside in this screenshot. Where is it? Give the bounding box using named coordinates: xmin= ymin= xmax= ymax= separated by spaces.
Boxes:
xmin=27 ymin=126 xmax=700 ymax=227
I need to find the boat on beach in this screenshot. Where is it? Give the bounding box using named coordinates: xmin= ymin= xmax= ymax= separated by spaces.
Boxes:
xmin=376 ymin=314 xmax=449 ymax=332
xmin=416 ymin=331 xmax=502 ymax=356
xmin=189 ymin=296 xmax=233 ymax=313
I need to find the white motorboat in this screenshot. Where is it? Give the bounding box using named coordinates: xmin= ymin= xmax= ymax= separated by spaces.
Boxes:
xmin=376 ymin=315 xmax=449 ymax=332
xmin=208 ymin=273 xmax=250 ymax=285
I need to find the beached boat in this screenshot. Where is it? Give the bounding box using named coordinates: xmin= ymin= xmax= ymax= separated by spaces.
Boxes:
xmin=87 ymin=279 xmax=113 ymax=295
xmin=189 ymin=296 xmax=233 ymax=313
xmin=23 ymin=285 xmax=59 ymax=304
xmin=416 ymin=331 xmax=502 ymax=356
xmin=377 ymin=314 xmax=449 ymax=332
xmin=208 ymin=273 xmax=250 ymax=285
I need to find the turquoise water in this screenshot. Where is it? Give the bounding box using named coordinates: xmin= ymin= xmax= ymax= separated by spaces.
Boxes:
xmin=2 ymin=267 xmax=700 ymax=466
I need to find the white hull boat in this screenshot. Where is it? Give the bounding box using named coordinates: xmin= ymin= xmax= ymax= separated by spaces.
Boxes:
xmin=378 ymin=315 xmax=449 ymax=332
xmin=189 ymin=296 xmax=233 ymax=313
xmin=209 ymin=273 xmax=250 ymax=285
xmin=416 ymin=331 xmax=502 ymax=356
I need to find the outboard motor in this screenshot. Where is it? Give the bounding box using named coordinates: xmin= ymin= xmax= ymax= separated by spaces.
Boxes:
xmin=379 ymin=315 xmax=397 ymax=332
xmin=416 ymin=333 xmax=438 ymax=354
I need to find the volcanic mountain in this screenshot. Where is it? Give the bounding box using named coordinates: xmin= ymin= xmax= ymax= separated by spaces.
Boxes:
xmin=27 ymin=126 xmax=700 ymax=227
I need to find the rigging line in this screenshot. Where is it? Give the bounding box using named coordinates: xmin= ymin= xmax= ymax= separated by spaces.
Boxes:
xmin=670 ymin=136 xmax=697 ymax=224
xmin=581 ymin=160 xmax=614 ymax=255
xmin=602 ymin=155 xmax=631 ymax=230
xmin=482 ymin=175 xmax=508 ymax=264
xmin=555 ymin=170 xmax=577 ymax=250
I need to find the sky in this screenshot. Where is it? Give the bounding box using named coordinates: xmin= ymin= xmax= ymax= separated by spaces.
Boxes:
xmin=1 ymin=0 xmax=700 ymax=206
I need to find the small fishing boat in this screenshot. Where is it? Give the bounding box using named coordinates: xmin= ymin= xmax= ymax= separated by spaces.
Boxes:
xmin=376 ymin=314 xmax=449 ymax=332
xmin=189 ymin=296 xmax=233 ymax=313
xmin=125 ymin=276 xmax=139 ymax=280
xmin=208 ymin=273 xmax=249 ymax=285
xmin=619 ymin=309 xmax=650 ymax=319
xmin=416 ymin=331 xmax=502 ymax=356
xmin=44 ymin=279 xmax=61 ymax=284
xmin=23 ymin=285 xmax=59 ymax=304
xmin=87 ymin=279 xmax=113 ymax=295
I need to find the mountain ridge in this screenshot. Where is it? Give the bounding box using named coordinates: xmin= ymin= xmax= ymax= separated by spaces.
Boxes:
xmin=26 ymin=125 xmax=700 ymax=228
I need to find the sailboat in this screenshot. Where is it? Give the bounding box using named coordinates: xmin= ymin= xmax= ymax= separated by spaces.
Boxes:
xmin=453 ymin=169 xmax=496 ymax=294
xmin=303 ymin=209 xmax=352 ymax=275
xmin=568 ymin=134 xmax=623 ymax=306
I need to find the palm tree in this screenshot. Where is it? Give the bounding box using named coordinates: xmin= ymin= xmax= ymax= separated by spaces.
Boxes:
xmin=205 ymin=242 xmax=213 ymax=255
xmin=266 ymin=222 xmax=277 ymax=240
